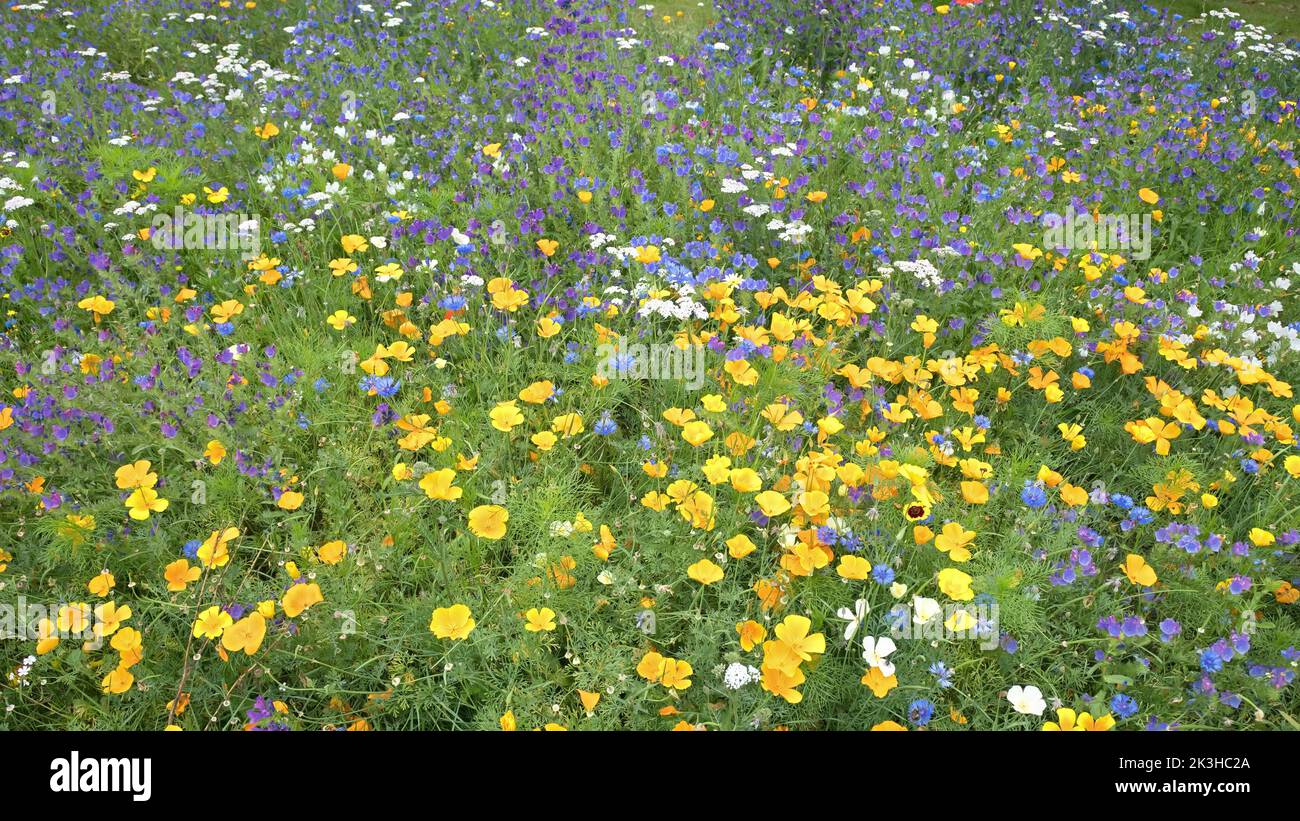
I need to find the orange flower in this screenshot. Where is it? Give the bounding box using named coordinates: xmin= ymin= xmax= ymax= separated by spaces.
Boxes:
xmin=736 ymin=620 xmax=767 ymax=651
xmin=164 ymin=559 xmax=200 ymax=592
xmin=281 ymin=582 xmax=324 ymax=618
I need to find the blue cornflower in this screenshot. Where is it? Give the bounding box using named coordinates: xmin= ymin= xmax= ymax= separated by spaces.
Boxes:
xmin=1110 ymin=694 xmax=1138 ymax=719
xmin=929 ymin=662 xmax=953 ymax=688
xmin=359 ymin=375 xmax=400 ymax=398
xmin=1021 ymin=481 xmax=1048 ymax=509
xmin=593 ymin=414 xmax=618 ymax=436
xmin=1199 ymin=648 xmax=1225 ymax=673
xmin=908 ymin=699 xmax=935 ymax=726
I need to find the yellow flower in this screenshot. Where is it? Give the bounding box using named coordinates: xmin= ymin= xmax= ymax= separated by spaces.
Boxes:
xmin=204 ymin=439 xmax=227 ymax=464
xmin=837 ymin=554 xmax=873 ymax=580
xmin=340 ymin=234 xmax=369 ymax=254
xmin=530 ymin=430 xmax=558 ymax=451
xmin=111 ymin=628 xmax=143 ymax=668
xmin=754 ymin=490 xmax=791 ymax=517
xmin=198 ymin=527 xmax=238 ymax=569
xmin=536 ymin=317 xmax=561 ymax=337
xmin=959 ymin=481 xmax=989 ymax=505
xmin=937 ymin=567 xmax=975 ymax=601
xmin=93 ymin=601 xmax=131 ymax=638
xmin=492 ymin=286 xmax=529 ymax=312
xmin=329 ymin=258 xmax=358 ymax=278
xmin=87 ymin=571 xmax=115 ymax=598
xmin=729 ymin=468 xmax=762 ymax=493
xmin=551 ymin=412 xmax=584 ymax=437
xmin=637 ymin=650 xmax=667 ymax=682
xmin=318 ymin=540 xmax=348 ymax=565
xmin=221 ymin=612 xmax=267 ymax=655
xmin=687 ymin=558 xmax=725 ymax=585
xmin=78 ymin=295 xmax=116 ymax=319
xmin=1042 ymin=708 xmax=1086 ymax=731
xmin=773 ymin=614 xmax=826 ymax=664
xmin=281 ymin=582 xmax=324 ymax=618
xmin=125 ymin=486 xmax=168 ymax=520
xmin=277 ymin=490 xmax=305 ymax=510
xmin=523 ymin=607 xmax=557 ymax=632
xmin=727 ymin=534 xmax=757 ymax=559
xmin=114 ymin=460 xmax=157 ymax=490
xmin=861 ymin=666 xmax=899 ymax=697
xmin=1079 ymin=712 xmax=1116 ymax=731
xmin=193 ymin=605 xmax=233 ymax=640
xmin=419 ymin=468 xmax=463 ymax=501
xmin=429 ymin=604 xmax=476 ymax=640
xmin=518 ymin=380 xmax=555 ymax=404
xmin=1122 ymin=554 xmax=1157 ymax=587
xmin=680 ymin=420 xmax=714 ymax=446
xmin=490 ymin=401 xmax=524 ymax=432
xmin=934 ymin=522 xmax=975 ymax=563
xmin=660 ymin=658 xmax=693 ymax=690
xmin=54 ymin=603 xmax=89 ymax=635
xmin=701 ymin=455 xmax=732 ymax=484
xmin=327 ymin=309 xmax=355 ymax=330
xmin=760 ymin=663 xmax=805 ymax=703
xmin=468 ymin=505 xmax=509 ymax=540
xmin=101 ymin=665 xmax=134 ymax=695
xmin=1249 ymin=527 xmax=1275 ymax=547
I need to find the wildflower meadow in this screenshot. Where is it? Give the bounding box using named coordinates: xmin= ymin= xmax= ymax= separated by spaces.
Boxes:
xmin=0 ymin=0 xmax=1298 ymax=734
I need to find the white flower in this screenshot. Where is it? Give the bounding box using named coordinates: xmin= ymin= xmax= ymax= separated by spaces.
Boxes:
xmin=861 ymin=635 xmax=896 ymax=677
xmin=836 ymin=598 xmax=869 ymax=642
xmin=723 ymin=662 xmax=759 ymax=690
xmin=912 ymin=595 xmax=941 ymax=625
xmin=1006 ymin=684 xmax=1047 ymax=716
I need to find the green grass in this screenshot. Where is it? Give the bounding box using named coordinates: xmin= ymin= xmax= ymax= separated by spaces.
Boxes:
xmin=0 ymin=0 xmax=1296 ymax=733
xmin=655 ymin=0 xmax=1300 ymax=43
xmin=644 ymin=0 xmax=717 ymax=33
xmin=1159 ymin=0 xmax=1300 ymax=39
